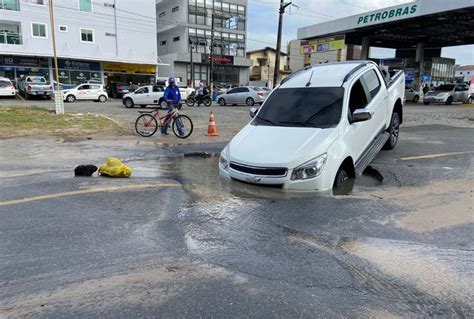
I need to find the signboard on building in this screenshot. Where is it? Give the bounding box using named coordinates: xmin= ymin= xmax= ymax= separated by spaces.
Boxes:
xmin=0 ymin=55 xmax=48 ymax=67
xmin=356 ymin=4 xmax=418 ymax=25
xmin=300 ymin=35 xmax=345 ymax=54
xmin=103 ymin=62 xmax=156 ymax=74
xmin=58 ymin=59 xmax=100 ymax=71
xmin=201 ymin=54 xmax=234 ymax=65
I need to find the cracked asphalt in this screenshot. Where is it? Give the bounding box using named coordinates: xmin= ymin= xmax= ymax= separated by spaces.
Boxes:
xmin=0 ymin=100 xmax=473 ymax=318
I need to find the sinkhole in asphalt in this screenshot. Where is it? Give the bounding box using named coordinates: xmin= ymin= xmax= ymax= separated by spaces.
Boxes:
xmin=130 ymin=156 xmax=384 ymax=199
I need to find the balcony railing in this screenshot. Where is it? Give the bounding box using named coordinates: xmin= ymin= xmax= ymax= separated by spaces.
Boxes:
xmin=0 ymin=32 xmax=22 ymax=45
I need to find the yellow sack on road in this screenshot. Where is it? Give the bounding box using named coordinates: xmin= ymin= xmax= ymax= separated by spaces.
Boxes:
xmin=98 ymin=157 xmax=132 ymax=178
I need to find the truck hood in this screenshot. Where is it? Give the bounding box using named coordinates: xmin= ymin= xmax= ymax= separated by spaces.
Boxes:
xmin=228 ymin=124 xmax=338 ymax=169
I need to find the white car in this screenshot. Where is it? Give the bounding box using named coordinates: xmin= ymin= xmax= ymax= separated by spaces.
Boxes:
xmin=63 ymin=83 xmax=108 ymax=103
xmin=122 ymin=85 xmax=165 ymax=108
xmin=0 ymin=77 xmax=16 ymax=97
xmin=219 ymin=61 xmax=405 ymax=195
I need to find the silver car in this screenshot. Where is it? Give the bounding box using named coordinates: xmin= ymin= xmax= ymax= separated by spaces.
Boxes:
xmin=217 ymin=86 xmax=267 ymax=106
xmin=405 ymin=88 xmax=420 ymax=103
xmin=424 ymin=84 xmax=472 ymax=105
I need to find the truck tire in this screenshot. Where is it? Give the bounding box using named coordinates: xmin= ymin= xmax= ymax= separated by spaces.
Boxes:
xmin=333 ymin=167 xmax=354 ymax=196
xmin=445 ymin=97 xmax=453 ymax=105
xmin=383 ymin=112 xmax=400 ymax=150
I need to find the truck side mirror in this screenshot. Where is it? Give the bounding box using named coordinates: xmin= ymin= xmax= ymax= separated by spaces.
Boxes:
xmin=249 ymin=107 xmax=258 ymax=118
xmin=352 ymin=109 xmax=372 ymax=123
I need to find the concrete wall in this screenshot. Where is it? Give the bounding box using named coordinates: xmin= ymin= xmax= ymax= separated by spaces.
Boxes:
xmin=1 ymin=0 xmax=157 ymax=64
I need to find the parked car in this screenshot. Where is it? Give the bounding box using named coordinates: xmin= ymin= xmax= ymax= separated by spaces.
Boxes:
xmin=217 ymin=86 xmax=267 ymax=106
xmin=155 ymin=80 xmax=194 ymax=100
xmin=122 ymin=85 xmax=165 ymax=108
xmin=219 ymin=61 xmax=405 ymax=195
xmin=62 ymin=83 xmax=108 ymax=103
xmin=0 ymin=77 xmax=16 ymax=97
xmin=107 ymin=82 xmax=133 ymax=98
xmin=405 ymin=87 xmax=420 ymax=103
xmin=17 ymin=75 xmax=52 ymax=99
xmin=423 ymin=84 xmax=472 ymax=105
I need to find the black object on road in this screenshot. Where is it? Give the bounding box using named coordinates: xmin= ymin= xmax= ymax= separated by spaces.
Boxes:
xmin=74 ymin=165 xmax=98 ymax=177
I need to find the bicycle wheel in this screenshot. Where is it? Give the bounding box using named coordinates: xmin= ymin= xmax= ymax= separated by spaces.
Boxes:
xmin=172 ymin=115 xmax=193 ymax=139
xmin=135 ymin=114 xmax=158 ymax=137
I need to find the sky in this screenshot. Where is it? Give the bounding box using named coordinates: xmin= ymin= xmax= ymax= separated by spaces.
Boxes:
xmin=246 ymin=0 xmax=473 ymax=65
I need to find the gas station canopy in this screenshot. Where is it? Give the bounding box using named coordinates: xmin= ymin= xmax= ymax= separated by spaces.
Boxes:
xmin=297 ymin=0 xmax=474 ymax=49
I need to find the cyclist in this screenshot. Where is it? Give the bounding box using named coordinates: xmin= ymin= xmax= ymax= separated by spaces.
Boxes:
xmin=161 ymin=77 xmax=184 ymax=136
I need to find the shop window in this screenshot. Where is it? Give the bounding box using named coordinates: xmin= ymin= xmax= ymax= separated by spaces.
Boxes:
xmin=31 ymin=23 xmax=47 ymax=38
xmin=196 ymin=0 xmax=204 ymax=7
xmin=80 ymin=28 xmax=94 ymax=43
xmin=79 ymin=0 xmax=92 ymax=12
xmin=1 ymin=0 xmax=20 ymax=10
xmin=58 ymin=25 xmax=68 ymax=32
xmin=29 ymin=0 xmax=45 ymax=5
xmin=172 ymin=6 xmax=179 ymax=13
xmin=173 ymin=36 xmax=180 ymax=42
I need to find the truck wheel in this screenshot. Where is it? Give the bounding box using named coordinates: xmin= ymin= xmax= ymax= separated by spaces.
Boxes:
xmin=124 ymin=98 xmax=134 ymax=108
xmin=333 ymin=167 xmax=354 ymax=196
xmin=383 ymin=112 xmax=400 ymax=150
xmin=445 ymin=97 xmax=453 ymax=105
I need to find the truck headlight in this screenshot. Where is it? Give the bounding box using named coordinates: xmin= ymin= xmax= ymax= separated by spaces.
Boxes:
xmin=219 ymin=145 xmax=230 ymax=170
xmin=291 ymin=154 xmax=327 ymax=181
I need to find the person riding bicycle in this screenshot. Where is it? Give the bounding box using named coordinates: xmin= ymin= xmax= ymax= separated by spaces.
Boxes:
xmin=161 ymin=77 xmax=184 ymax=136
xmin=196 ymin=82 xmax=209 ymax=106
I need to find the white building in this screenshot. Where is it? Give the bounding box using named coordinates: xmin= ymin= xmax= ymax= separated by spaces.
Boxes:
xmin=0 ymin=0 xmax=157 ymax=85
xmin=156 ymin=0 xmax=251 ymax=86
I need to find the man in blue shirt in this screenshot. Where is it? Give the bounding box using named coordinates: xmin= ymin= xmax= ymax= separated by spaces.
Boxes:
xmin=161 ymin=77 xmax=183 ymax=135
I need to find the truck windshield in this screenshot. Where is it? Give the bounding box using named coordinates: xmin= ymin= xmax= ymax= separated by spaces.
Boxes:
xmin=253 ymin=87 xmax=344 ymax=128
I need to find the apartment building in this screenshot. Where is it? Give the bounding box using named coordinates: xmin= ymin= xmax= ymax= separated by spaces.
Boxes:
xmin=156 ymin=0 xmax=251 ymax=86
xmin=247 ymin=47 xmax=291 ymax=88
xmin=0 ymin=0 xmax=157 ymax=85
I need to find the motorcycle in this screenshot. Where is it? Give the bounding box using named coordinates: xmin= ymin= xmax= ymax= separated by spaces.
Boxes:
xmin=186 ymin=91 xmax=212 ymax=107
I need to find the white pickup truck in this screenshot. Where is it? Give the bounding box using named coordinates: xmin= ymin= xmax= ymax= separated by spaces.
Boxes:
xmin=219 ymin=61 xmax=405 ymax=195
xmin=122 ymin=85 xmax=194 ymax=108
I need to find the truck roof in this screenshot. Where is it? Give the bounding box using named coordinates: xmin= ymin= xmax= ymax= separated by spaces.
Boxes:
xmin=280 ymin=61 xmax=374 ymax=89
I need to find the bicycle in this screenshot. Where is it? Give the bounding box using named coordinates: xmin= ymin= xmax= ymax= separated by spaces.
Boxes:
xmin=135 ymin=103 xmax=193 ymax=138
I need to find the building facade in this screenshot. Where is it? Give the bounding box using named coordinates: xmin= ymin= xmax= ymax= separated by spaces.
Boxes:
xmin=0 ymin=0 xmax=157 ymax=85
xmin=156 ymin=0 xmax=251 ymax=87
xmin=246 ymin=47 xmax=290 ymax=88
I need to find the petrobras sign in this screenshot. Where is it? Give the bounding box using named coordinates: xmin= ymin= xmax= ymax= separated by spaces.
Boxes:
xmin=357 ymin=4 xmax=418 ymax=25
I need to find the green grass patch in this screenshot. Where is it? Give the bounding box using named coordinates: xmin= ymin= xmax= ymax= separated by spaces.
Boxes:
xmin=0 ymin=107 xmax=126 ymax=138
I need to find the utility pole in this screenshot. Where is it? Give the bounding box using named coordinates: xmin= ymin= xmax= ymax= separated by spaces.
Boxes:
xmin=209 ymin=14 xmax=215 ymax=96
xmin=48 ymin=0 xmax=64 ymax=114
xmin=274 ymin=0 xmax=291 ymax=88
xmin=190 ymin=42 xmax=194 ymax=88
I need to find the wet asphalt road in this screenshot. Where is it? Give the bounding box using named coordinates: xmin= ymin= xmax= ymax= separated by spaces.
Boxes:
xmin=0 ymin=119 xmax=473 ymax=316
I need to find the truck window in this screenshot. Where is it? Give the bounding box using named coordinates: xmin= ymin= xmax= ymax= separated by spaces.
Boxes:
xmin=362 ymin=70 xmax=381 ymax=99
xmin=348 ymin=80 xmax=368 ymax=114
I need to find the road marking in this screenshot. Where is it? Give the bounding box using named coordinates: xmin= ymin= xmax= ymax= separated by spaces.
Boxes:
xmin=0 ymin=183 xmax=181 ymax=207
xmin=400 ymin=151 xmax=474 ymax=161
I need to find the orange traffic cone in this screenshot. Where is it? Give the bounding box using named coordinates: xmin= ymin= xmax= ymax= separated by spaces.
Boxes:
xmin=206 ymin=111 xmax=219 ymax=137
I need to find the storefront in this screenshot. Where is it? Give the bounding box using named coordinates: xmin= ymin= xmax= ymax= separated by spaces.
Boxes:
xmin=56 ymin=59 xmax=101 ymax=85
xmin=0 ymin=55 xmax=50 ymax=82
xmin=103 ymin=62 xmax=156 ymax=85
xmin=186 ymin=54 xmax=240 ymax=86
